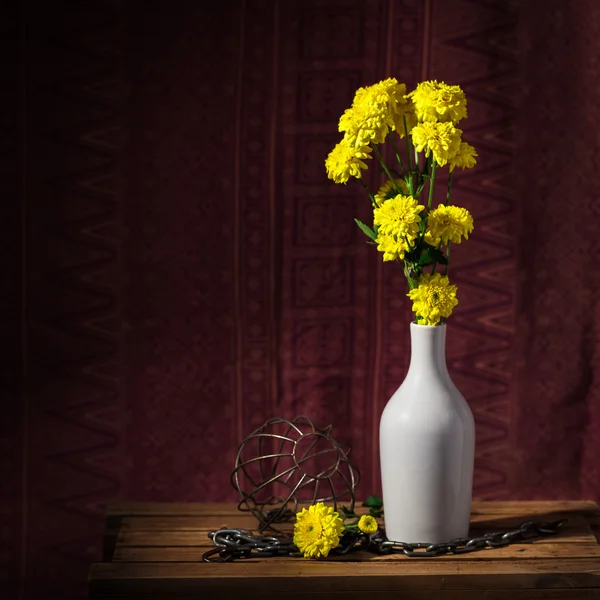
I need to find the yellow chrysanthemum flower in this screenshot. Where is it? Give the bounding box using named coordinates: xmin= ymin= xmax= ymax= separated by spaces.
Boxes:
xmin=449 ymin=141 xmax=477 ymax=172
xmin=411 ymin=121 xmax=462 ymax=167
xmin=377 ymin=233 xmax=414 ymax=262
xmin=293 ymin=502 xmax=344 ymax=559
xmin=409 ymin=80 xmax=467 ymax=124
xmin=325 ymin=139 xmax=372 ymax=184
xmin=392 ymin=97 xmax=418 ymax=137
xmin=358 ymin=515 xmax=379 ymax=534
xmin=339 ymin=78 xmax=412 ymax=147
xmin=407 ymin=273 xmax=458 ymax=326
xmin=374 ymin=178 xmax=409 ymax=206
xmin=339 ymin=104 xmax=387 ymax=148
xmin=376 ymin=233 xmax=411 ymax=261
xmin=425 ymin=204 xmax=474 ymax=246
xmin=373 ymin=194 xmax=424 ymax=239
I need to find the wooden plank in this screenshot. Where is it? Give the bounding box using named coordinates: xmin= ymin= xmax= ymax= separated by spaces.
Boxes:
xmin=88 ymin=559 xmax=600 ymax=594
xmin=588 ymin=511 xmax=600 ymax=544
xmin=93 ymin=502 xmax=600 ymax=599
xmin=104 ymin=500 xmax=600 ymax=556
xmin=107 ymin=502 xmax=243 ymax=517
xmin=113 ymin=542 xmax=600 ymax=563
xmin=469 ymin=501 xmax=600 ymax=514
xmin=102 ymin=503 xmax=247 ymax=560
xmin=118 ymin=529 xmax=597 ymax=549
xmin=106 ymin=500 xmax=600 ymax=519
xmin=121 ymin=514 xmax=294 ymax=531
xmin=89 ymin=589 xmax=600 ymax=600
xmin=466 ymin=514 xmax=596 ymax=544
xmin=115 ymin=521 xmax=597 ymax=549
xmin=118 ymin=529 xmax=282 ymax=547
xmin=118 ymin=512 xmax=597 ymax=533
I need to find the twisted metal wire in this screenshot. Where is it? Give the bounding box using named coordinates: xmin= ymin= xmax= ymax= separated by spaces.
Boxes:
xmin=231 ymin=416 xmax=360 ymax=531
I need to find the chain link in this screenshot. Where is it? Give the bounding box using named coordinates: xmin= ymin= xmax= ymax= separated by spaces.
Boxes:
xmin=202 ymin=519 xmax=566 ymax=562
xmin=376 ymin=519 xmax=566 ymax=557
xmin=203 ymin=529 xmax=301 ymax=562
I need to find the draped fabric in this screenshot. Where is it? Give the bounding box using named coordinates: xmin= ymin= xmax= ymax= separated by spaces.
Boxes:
xmin=4 ymin=0 xmax=600 ymax=597
xmin=513 ymin=1 xmax=600 ymax=499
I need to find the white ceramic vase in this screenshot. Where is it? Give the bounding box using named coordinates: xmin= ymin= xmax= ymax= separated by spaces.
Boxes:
xmin=379 ymin=322 xmax=475 ymax=543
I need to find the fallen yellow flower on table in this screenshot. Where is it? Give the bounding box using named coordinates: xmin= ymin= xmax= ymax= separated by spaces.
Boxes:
xmin=293 ymin=502 xmax=344 ymax=559
xmin=358 ymin=514 xmax=379 ymax=534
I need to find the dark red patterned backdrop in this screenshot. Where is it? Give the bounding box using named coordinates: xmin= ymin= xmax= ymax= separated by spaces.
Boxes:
xmin=5 ymin=0 xmax=600 ymax=597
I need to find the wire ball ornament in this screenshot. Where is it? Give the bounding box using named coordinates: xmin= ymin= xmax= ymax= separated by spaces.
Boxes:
xmin=231 ymin=416 xmax=360 ymax=531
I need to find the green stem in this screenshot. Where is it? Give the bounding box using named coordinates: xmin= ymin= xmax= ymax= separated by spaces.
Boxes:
xmin=427 ymin=160 xmax=437 ymax=211
xmin=402 ymin=115 xmax=416 ymax=198
xmin=431 ymin=240 xmax=443 ymax=274
xmin=445 ymin=242 xmax=451 ymax=276
xmin=446 ymin=171 xmax=454 ymax=206
xmin=360 ymin=180 xmax=378 ymax=207
xmin=388 ymin=131 xmax=406 ymax=175
xmin=433 ymin=172 xmax=453 ymax=275
xmin=372 ymin=144 xmax=402 ymax=194
xmin=403 ymin=115 xmax=413 ymax=171
xmin=403 ymin=263 xmax=417 ymax=290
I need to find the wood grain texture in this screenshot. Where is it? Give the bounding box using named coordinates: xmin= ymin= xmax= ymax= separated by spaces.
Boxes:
xmin=89 ymin=591 xmax=600 ymax=600
xmin=113 ymin=543 xmax=600 ymax=563
xmin=106 ymin=499 xmax=600 ymax=516
xmin=116 ymin=524 xmax=596 ymax=549
xmin=90 ymin=501 xmax=600 ymax=599
xmin=89 ymin=558 xmax=600 ymax=592
xmin=116 ymin=512 xmax=592 ymax=534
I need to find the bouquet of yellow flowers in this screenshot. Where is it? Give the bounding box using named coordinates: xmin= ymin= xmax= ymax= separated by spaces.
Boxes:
xmin=325 ymin=79 xmax=476 ymax=325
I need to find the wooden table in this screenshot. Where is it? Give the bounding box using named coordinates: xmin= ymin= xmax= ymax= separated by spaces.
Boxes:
xmin=89 ymin=501 xmax=600 ymax=599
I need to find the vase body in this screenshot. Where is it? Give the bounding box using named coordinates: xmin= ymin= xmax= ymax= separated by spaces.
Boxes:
xmin=379 ymin=322 xmax=475 ymax=543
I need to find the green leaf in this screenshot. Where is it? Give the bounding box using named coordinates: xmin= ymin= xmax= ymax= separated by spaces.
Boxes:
xmin=354 ymin=218 xmax=377 ymax=241
xmin=418 ymin=248 xmax=435 ymax=267
xmin=362 ymin=495 xmax=384 ymax=509
xmin=340 ymin=505 xmax=355 ymax=517
xmin=430 ymin=247 xmax=448 ymax=265
xmin=418 ymin=244 xmax=448 ymax=266
xmin=405 ymin=238 xmax=423 ymax=263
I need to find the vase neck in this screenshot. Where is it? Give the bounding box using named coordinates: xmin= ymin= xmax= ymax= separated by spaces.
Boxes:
xmin=407 ymin=322 xmax=449 ymax=379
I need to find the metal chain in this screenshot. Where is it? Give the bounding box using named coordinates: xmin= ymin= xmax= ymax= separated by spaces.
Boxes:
xmin=202 ymin=519 xmax=566 ymax=562
xmin=202 ymin=529 xmax=301 ymax=562
xmin=376 ymin=519 xmax=566 ymax=557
